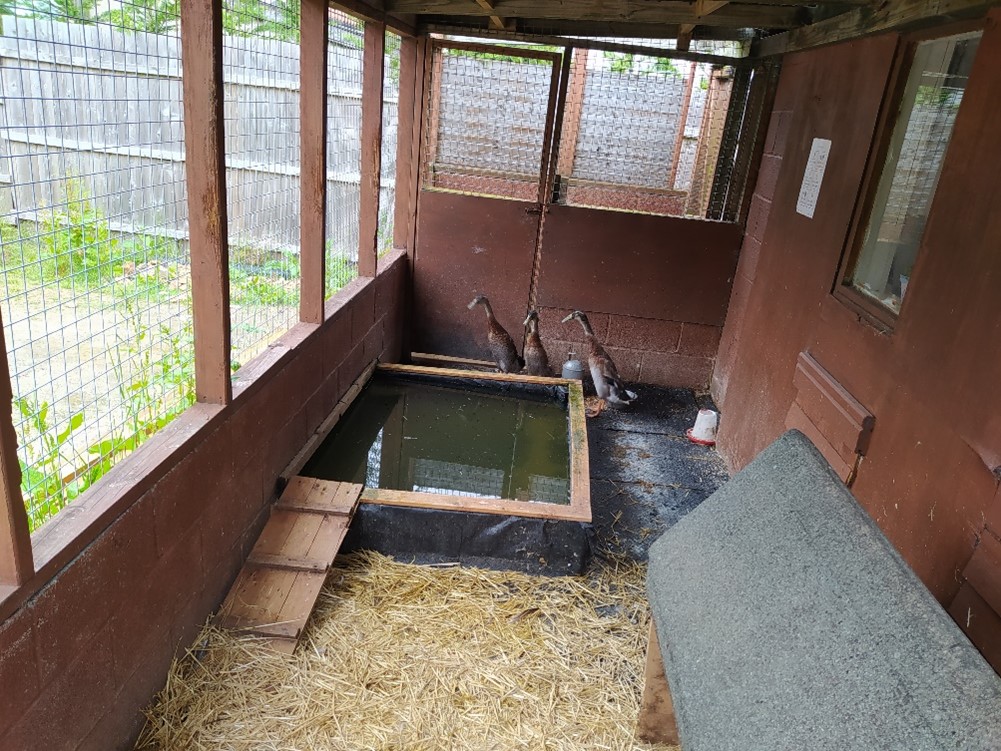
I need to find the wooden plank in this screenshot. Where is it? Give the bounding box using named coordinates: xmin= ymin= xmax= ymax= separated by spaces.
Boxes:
xmin=299 ymin=0 xmax=328 ymax=324
xmin=785 ymin=403 xmax=854 ymax=482
xmin=0 ymin=314 xmax=33 ymax=586
xmin=542 ymin=47 xmax=573 ymax=206
xmin=359 ymin=20 xmax=386 ymax=278
xmin=636 ymin=622 xmax=680 ymax=745
xmin=948 ymin=583 xmax=1001 ymax=672
xmin=668 ymin=62 xmax=697 ymax=183
xmin=246 ymin=552 xmax=330 ymax=573
xmin=792 ymin=352 xmax=875 ymax=461
xmin=181 ymin=0 xmax=231 ymax=404
xmin=361 ymin=487 xmax=592 ymax=522
xmin=566 ymin=381 xmax=592 ymax=523
xmin=377 ymin=362 xmax=575 ymax=386
xmin=390 ymin=0 xmax=805 ymax=27
xmin=405 ymin=35 xmax=427 ymax=256
xmin=409 ymin=352 xmax=496 ymax=369
xmin=278 ymin=479 xmax=362 ymax=515
xmin=473 ymin=0 xmax=510 ymax=29
xmin=556 ymin=48 xmax=589 ymax=179
xmin=536 ymin=55 xmax=563 ymax=205
xmin=736 ymin=60 xmax=781 ymax=226
xmin=962 ymin=533 xmax=1001 ymax=618
xmin=754 ymin=0 xmax=996 ymax=55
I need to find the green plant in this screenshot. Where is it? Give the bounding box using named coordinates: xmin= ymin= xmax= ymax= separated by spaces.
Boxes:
xmin=39 ymin=177 xmax=122 ymax=286
xmin=223 ymin=0 xmax=299 ymax=41
xmin=15 ymin=396 xmax=87 ymax=530
xmin=602 ymin=51 xmax=682 ymax=77
xmin=99 ymin=0 xmax=178 ymax=33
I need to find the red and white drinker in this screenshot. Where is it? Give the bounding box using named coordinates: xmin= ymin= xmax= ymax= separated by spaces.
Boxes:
xmin=686 ymin=409 xmax=718 ymax=446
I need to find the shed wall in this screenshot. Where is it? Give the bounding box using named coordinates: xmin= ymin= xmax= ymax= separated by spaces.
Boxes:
xmin=712 ymin=15 xmax=1001 ymax=665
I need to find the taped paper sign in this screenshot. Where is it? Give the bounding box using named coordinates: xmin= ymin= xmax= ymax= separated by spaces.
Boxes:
xmin=797 ymin=138 xmax=831 ymax=219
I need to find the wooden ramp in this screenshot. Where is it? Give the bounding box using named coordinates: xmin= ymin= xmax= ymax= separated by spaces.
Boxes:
xmin=216 ymin=477 xmax=362 ymax=653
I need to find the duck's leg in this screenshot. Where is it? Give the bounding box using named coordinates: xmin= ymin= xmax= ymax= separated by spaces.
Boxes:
xmin=586 ymin=398 xmax=606 ymax=418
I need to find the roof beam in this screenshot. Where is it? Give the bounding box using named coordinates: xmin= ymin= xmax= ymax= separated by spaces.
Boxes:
xmin=472 ymin=0 xmax=514 ymax=29
xmin=392 ymin=0 xmax=806 ymax=28
xmin=695 ymin=0 xmax=730 ymax=16
xmin=755 ymin=0 xmax=997 ymax=54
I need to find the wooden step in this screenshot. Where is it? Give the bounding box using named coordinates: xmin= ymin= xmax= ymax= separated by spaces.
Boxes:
xmin=216 ymin=478 xmax=362 ymax=653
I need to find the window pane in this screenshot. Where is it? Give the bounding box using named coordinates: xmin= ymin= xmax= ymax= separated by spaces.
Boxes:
xmin=848 ymin=31 xmax=981 ymax=314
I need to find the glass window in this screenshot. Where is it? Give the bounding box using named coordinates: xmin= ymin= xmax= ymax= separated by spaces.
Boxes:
xmin=845 ymin=30 xmax=981 ymax=315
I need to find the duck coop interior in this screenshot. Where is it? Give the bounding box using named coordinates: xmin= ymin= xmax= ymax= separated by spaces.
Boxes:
xmin=1 ymin=0 xmax=1001 ymax=747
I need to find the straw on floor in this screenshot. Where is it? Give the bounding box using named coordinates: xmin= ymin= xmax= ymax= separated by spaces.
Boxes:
xmin=136 ymin=551 xmax=678 ymax=751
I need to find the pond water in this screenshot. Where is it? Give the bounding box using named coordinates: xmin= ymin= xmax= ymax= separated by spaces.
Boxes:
xmin=302 ymin=374 xmax=571 ymax=504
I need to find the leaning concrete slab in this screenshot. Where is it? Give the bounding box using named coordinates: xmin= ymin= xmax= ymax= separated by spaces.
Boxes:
xmin=646 ymin=430 xmax=1001 ymax=750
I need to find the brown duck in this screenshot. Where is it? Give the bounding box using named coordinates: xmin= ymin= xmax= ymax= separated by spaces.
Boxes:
xmin=562 ymin=310 xmax=637 ymax=417
xmin=522 ymin=310 xmax=551 ymax=377
xmin=468 ymin=294 xmax=523 ymax=373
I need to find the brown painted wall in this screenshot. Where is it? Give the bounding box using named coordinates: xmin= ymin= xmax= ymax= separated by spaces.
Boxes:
xmin=414 ymin=194 xmax=743 ymax=388
xmin=712 ymin=15 xmax=1001 ymax=664
xmin=0 ymin=252 xmax=408 ymax=750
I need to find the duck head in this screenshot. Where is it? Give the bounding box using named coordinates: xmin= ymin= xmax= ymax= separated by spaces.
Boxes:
xmin=524 ymin=309 xmax=540 ymax=328
xmin=467 ymin=294 xmax=488 ymax=310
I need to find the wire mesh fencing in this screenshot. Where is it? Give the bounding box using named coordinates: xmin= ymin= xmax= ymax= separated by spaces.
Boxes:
xmin=0 ymin=7 xmax=193 ymax=530
xmin=555 ymin=48 xmax=738 ymax=218
xmin=379 ymin=30 xmax=401 ymax=258
xmin=423 ymin=43 xmax=557 ymax=201
xmin=325 ymin=11 xmax=362 ymax=297
xmin=222 ymin=0 xmax=302 ymax=368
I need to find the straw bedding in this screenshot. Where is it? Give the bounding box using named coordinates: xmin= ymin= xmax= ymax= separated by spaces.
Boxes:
xmin=136 ymin=551 xmax=677 ymax=751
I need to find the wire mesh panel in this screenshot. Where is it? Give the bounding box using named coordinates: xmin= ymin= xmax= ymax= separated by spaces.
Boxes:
xmin=555 ymin=48 xmax=739 ymax=219
xmin=222 ymin=0 xmax=301 ymax=368
xmin=325 ymin=11 xmax=362 ymax=297
xmin=379 ymin=30 xmax=400 ymax=258
xmin=423 ymin=43 xmax=557 ymax=201
xmin=0 ymin=8 xmax=192 ymax=530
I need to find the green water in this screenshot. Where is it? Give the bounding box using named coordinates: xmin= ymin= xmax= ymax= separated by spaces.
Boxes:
xmin=302 ymin=375 xmax=571 ymax=504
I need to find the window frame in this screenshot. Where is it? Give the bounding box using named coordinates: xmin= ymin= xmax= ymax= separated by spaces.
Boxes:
xmin=833 ymin=20 xmax=985 ymax=331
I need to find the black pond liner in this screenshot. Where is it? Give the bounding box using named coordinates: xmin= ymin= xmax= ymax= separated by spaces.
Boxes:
xmin=302 ymin=369 xmax=591 ymax=575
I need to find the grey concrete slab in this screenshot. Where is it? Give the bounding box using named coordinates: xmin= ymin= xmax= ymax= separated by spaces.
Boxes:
xmin=646 ymin=430 xmax=1001 ymax=751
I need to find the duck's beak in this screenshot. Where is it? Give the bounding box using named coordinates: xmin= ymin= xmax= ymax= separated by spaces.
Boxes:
xmin=561 ymin=312 xmax=575 ymax=323
xmin=524 ymin=313 xmax=533 ymax=326
xmin=467 ymin=298 xmax=479 ymax=310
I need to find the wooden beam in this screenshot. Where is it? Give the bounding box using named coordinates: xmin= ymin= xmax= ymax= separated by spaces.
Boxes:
xmin=358 ymin=20 xmax=385 ymax=278
xmin=388 ymin=0 xmax=805 ymax=27
xmin=331 ymin=0 xmax=418 ymax=36
xmin=300 ymin=0 xmax=328 ymax=322
xmin=755 ymin=0 xmax=997 ymax=55
xmin=472 ymin=0 xmax=512 ymax=29
xmin=696 ymin=0 xmax=730 ymax=15
xmin=422 ymin=24 xmax=756 ymax=65
xmin=181 ymin=0 xmax=232 ymax=404
xmin=0 ymin=317 xmax=33 ymax=586
xmin=677 ymin=22 xmax=695 ymax=50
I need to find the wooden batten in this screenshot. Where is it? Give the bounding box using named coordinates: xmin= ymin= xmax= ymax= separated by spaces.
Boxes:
xmin=393 ymin=34 xmax=418 ymax=253
xmin=181 ymin=0 xmax=232 ymax=404
xmin=358 ymin=21 xmax=386 ymax=278
xmin=0 ymin=317 xmax=33 ymax=586
xmin=636 ymin=623 xmax=680 ymax=745
xmin=299 ymin=0 xmax=328 ymax=323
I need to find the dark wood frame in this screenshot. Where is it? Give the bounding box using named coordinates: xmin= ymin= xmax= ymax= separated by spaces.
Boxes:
xmin=832 ymin=20 xmax=986 ymax=331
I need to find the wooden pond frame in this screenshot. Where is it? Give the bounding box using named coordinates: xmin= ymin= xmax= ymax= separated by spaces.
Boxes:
xmin=283 ymin=362 xmax=591 ymax=524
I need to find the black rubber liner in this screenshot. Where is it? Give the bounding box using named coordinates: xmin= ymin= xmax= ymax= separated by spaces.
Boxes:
xmin=342 ymin=503 xmax=594 ymax=576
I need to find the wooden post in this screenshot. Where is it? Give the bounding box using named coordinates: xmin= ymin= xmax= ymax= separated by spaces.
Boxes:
xmin=405 ymin=36 xmax=428 ymax=255
xmin=358 ymin=20 xmax=385 ymax=277
xmin=636 ymin=621 xmax=680 ymax=745
xmin=393 ymin=34 xmax=417 ymax=253
xmin=181 ymin=0 xmax=232 ymax=404
xmin=300 ymin=0 xmax=329 ymax=321
xmin=0 ymin=319 xmax=33 ymax=586
xmin=555 ymin=47 xmax=589 ymax=179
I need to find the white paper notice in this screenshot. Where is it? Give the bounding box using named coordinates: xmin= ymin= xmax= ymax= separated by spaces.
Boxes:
xmin=796 ymin=138 xmax=831 ymax=219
